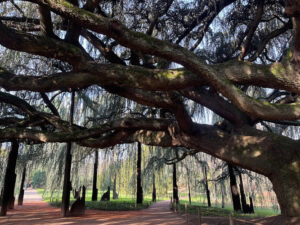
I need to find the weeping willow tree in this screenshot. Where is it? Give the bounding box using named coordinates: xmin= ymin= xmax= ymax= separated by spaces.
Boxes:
xmin=1 ymin=0 xmax=300 ymax=219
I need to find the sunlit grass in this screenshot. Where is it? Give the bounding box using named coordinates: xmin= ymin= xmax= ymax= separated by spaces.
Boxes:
xmin=37 ymin=189 xmax=280 ymax=217
xmin=37 ymin=189 xmax=152 ymax=210
xmin=176 ymin=200 xmax=280 ymax=218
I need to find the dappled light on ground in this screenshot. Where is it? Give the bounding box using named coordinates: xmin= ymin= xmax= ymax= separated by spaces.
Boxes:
xmin=0 ymin=190 xmax=300 ymax=225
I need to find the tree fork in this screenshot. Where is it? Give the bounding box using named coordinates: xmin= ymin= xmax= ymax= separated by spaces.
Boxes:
xmin=61 ymin=91 xmax=75 ymax=217
xmin=0 ymin=140 xmax=19 ymax=216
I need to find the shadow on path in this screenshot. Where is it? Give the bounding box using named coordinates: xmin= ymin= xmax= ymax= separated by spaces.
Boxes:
xmin=0 ymin=189 xmax=186 ymax=225
xmin=1 ymin=190 xmax=300 ymax=225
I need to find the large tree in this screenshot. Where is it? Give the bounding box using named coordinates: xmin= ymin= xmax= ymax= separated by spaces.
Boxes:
xmin=0 ymin=0 xmax=300 ymax=218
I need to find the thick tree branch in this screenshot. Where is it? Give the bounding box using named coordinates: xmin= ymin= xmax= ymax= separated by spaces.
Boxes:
xmin=106 ymin=86 xmax=194 ymax=133
xmin=0 ymin=117 xmax=171 ymax=144
xmin=21 ymin=0 xmax=300 ymax=122
xmin=181 ymin=87 xmax=251 ymax=127
xmin=0 ymin=91 xmax=71 ymax=130
xmin=1 ymin=116 xmax=299 ymax=180
xmin=1 ymin=0 xmax=300 ymax=122
xmin=0 ymin=20 xmax=89 ymax=66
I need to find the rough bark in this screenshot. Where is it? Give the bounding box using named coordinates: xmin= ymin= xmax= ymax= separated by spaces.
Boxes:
xmin=61 ymin=91 xmax=75 ymax=217
xmin=269 ymin=160 xmax=300 ymax=217
xmin=0 ymin=141 xmax=19 ymax=216
xmin=18 ymin=166 xmax=26 ymax=206
xmin=92 ymin=150 xmax=98 ymax=201
xmin=136 ymin=142 xmax=143 ymax=204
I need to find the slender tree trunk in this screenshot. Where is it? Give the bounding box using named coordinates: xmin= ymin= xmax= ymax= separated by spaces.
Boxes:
xmin=113 ymin=172 xmax=118 ymax=199
xmin=136 ymin=142 xmax=143 ymax=204
xmin=0 ymin=141 xmax=19 ymax=216
xmin=152 ymin=172 xmax=156 ymax=202
xmin=92 ymin=150 xmax=98 ymax=201
xmin=61 ymin=91 xmax=75 ymax=217
xmin=173 ymin=163 xmax=179 ymax=203
xmin=187 ymin=167 xmax=191 ymax=205
xmin=221 ymin=182 xmax=225 ymax=208
xmin=228 ymin=163 xmax=241 ymax=211
xmin=204 ymin=166 xmax=211 ymax=207
xmin=18 ymin=166 xmax=26 ymax=206
xmin=238 ymin=170 xmax=247 ymax=213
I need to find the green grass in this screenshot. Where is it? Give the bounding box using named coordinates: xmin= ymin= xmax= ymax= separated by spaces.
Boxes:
xmin=37 ymin=189 xmax=279 ymax=217
xmin=174 ymin=200 xmax=280 ymax=218
xmin=37 ymin=189 xmax=152 ymax=210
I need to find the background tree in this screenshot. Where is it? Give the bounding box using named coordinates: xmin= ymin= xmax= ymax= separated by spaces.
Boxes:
xmin=32 ymin=170 xmax=46 ymax=188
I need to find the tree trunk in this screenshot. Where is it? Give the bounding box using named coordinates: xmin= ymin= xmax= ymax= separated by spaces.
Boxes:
xmin=269 ymin=163 xmax=300 ymax=217
xmin=238 ymin=170 xmax=247 ymax=213
xmin=61 ymin=91 xmax=75 ymax=217
xmin=172 ymin=163 xmax=179 ymax=203
xmin=204 ymin=166 xmax=211 ymax=207
xmin=136 ymin=142 xmax=143 ymax=204
xmin=113 ymin=172 xmax=118 ymax=199
xmin=0 ymin=141 xmax=19 ymax=216
xmin=92 ymin=150 xmax=98 ymax=201
xmin=228 ymin=163 xmax=241 ymax=211
xmin=8 ymin=173 xmax=16 ymax=210
xmin=18 ymin=166 xmax=26 ymax=206
xmin=152 ymin=172 xmax=156 ymax=202
xmin=187 ymin=168 xmax=191 ymax=205
xmin=220 ymin=181 xmax=226 ymax=209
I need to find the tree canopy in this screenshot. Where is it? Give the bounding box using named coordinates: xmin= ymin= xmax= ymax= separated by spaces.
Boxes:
xmin=0 ymin=0 xmax=300 ymax=217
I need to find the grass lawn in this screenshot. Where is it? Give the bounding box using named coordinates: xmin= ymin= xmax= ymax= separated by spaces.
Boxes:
xmin=175 ymin=200 xmax=280 ymax=218
xmin=37 ymin=189 xmax=152 ymax=210
xmin=36 ymin=189 xmax=280 ymax=217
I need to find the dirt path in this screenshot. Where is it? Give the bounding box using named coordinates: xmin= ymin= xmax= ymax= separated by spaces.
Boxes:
xmin=1 ymin=190 xmax=300 ymax=225
xmin=0 ymin=189 xmax=187 ymax=225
